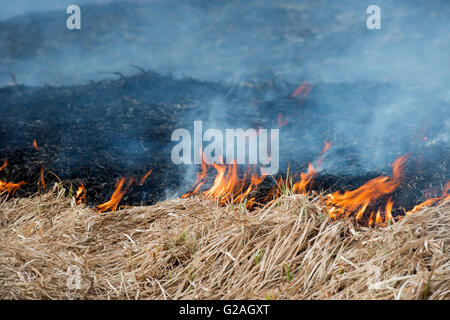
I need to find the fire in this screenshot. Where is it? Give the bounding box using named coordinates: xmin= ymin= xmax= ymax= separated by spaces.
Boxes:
xmin=405 ymin=181 xmax=450 ymax=215
xmin=203 ymin=161 xmax=238 ymax=200
xmin=75 ymin=184 xmax=86 ymax=205
xmin=182 ymin=157 xmax=265 ymax=208
xmin=33 ymin=139 xmax=39 ymax=150
xmin=181 ymin=156 xmax=208 ymax=199
xmin=291 ymin=82 xmax=314 ymax=101
xmin=1 ymin=159 xmax=7 ymax=171
xmin=326 ymin=154 xmax=409 ymax=225
xmin=292 ymin=163 xmax=316 ymax=194
xmin=0 ymin=159 xmax=26 ymax=196
xmin=444 ymin=182 xmax=450 ymax=201
xmin=262 ymin=141 xmax=332 ymax=205
xmin=0 ymin=180 xmax=26 ymax=196
xmin=97 ymin=177 xmax=134 ymax=213
xmin=384 ymin=198 xmax=394 ymax=224
xmin=139 ymin=169 xmax=153 ymax=185
xmin=292 ymin=82 xmax=313 ymax=98
xmin=292 ymin=141 xmax=332 ymax=194
xmin=40 ymin=167 xmax=45 ymax=192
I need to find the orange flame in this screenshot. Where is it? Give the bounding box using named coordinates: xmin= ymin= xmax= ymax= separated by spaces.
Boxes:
xmin=0 ymin=159 xmax=7 ymax=171
xmin=40 ymin=167 xmax=45 ymax=192
xmin=405 ymin=181 xmax=450 ymax=215
xmin=0 ymin=180 xmax=26 ymax=196
xmin=182 ymin=157 xmax=265 ymax=208
xmin=97 ymin=177 xmax=134 ymax=213
xmin=139 ymin=169 xmax=153 ymax=185
xmin=444 ymin=182 xmax=450 ymax=202
xmin=291 ymin=82 xmax=307 ymax=97
xmin=326 ymin=154 xmax=409 ymax=224
xmin=182 ymin=155 xmax=208 ymax=199
xmin=292 ymin=162 xmax=316 ymax=194
xmin=0 ymin=159 xmax=26 ymax=196
xmin=75 ymin=184 xmax=86 ymax=205
xmin=292 ymin=141 xmax=332 ymax=194
xmin=33 ymin=139 xmax=39 ymax=150
xmin=292 ymin=82 xmax=314 ymax=101
xmin=384 ymin=198 xmax=394 ymax=224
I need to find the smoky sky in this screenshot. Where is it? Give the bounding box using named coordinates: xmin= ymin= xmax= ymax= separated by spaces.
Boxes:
xmin=0 ymin=0 xmax=120 ymax=21
xmin=0 ymin=0 xmax=448 ymax=87
xmin=0 ymin=0 xmax=449 ymax=180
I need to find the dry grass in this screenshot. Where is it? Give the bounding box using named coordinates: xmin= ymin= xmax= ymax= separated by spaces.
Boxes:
xmin=0 ymin=183 xmax=448 ymax=300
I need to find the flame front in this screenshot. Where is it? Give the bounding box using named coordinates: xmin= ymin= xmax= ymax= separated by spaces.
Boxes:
xmin=182 ymin=157 xmax=265 ymax=208
xmin=326 ymin=154 xmax=408 ymax=225
xmin=405 ymin=181 xmax=450 ymax=215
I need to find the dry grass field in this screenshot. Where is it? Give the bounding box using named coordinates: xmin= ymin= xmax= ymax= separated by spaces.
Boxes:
xmin=0 ymin=184 xmax=448 ymax=300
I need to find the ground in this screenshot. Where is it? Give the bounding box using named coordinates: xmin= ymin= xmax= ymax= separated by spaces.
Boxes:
xmin=0 ymin=186 xmax=448 ymax=299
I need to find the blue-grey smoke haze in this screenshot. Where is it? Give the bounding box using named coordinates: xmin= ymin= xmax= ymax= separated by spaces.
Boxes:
xmin=0 ymin=0 xmax=448 ymax=179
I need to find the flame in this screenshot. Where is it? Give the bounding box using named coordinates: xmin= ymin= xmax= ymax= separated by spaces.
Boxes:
xmin=0 ymin=159 xmax=7 ymax=171
xmin=291 ymin=82 xmax=306 ymax=97
xmin=40 ymin=167 xmax=45 ymax=192
xmin=405 ymin=181 xmax=450 ymax=215
xmin=139 ymin=169 xmax=153 ymax=185
xmin=291 ymin=82 xmax=314 ymax=100
xmin=444 ymin=182 xmax=450 ymax=201
xmin=0 ymin=159 xmax=26 ymax=196
xmin=326 ymin=154 xmax=408 ymax=224
xmin=181 ymin=156 xmax=208 ymax=199
xmin=0 ymin=180 xmax=26 ymax=196
xmin=405 ymin=198 xmax=439 ymax=215
xmin=33 ymin=139 xmax=39 ymax=150
xmin=182 ymin=157 xmax=265 ymax=208
xmin=292 ymin=162 xmax=316 ymax=194
xmin=97 ymin=177 xmax=134 ymax=213
xmin=384 ymin=198 xmax=394 ymax=224
xmin=75 ymin=184 xmax=86 ymax=205
xmin=292 ymin=141 xmax=332 ymax=194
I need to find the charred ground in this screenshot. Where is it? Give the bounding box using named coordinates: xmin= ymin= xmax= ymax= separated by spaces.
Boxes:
xmin=0 ymin=70 xmax=448 ymax=214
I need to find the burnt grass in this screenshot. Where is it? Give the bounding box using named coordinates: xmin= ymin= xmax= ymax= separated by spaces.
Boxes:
xmin=0 ymin=70 xmax=449 ymax=215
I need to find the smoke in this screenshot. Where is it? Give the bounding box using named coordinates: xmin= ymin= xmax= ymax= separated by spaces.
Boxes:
xmin=0 ymin=0 xmax=120 ymax=21
xmin=1 ymin=0 xmax=448 ymax=86
xmin=1 ymin=0 xmax=449 ymax=180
